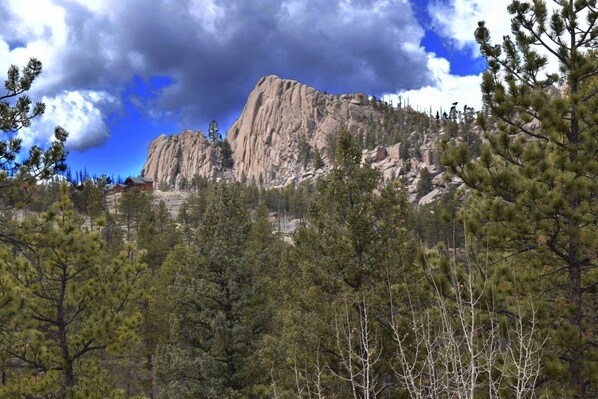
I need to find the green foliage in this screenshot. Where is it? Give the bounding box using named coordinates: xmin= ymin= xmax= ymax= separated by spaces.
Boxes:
xmin=208 ymin=120 xmax=221 ymax=143
xmin=118 ymin=189 xmax=154 ymax=240
xmin=137 ymin=200 xmax=181 ymax=271
xmin=177 ymin=190 xmax=208 ymax=241
xmin=18 ymin=179 xmax=63 ymax=213
xmin=72 ymin=178 xmax=107 ymax=229
xmin=412 ymin=186 xmax=465 ymax=248
xmin=359 ymin=103 xmax=437 ymax=151
xmin=272 ymin=129 xmax=416 ymax=397
xmin=443 ymin=1 xmax=598 ymax=396
xmin=443 ymin=119 xmax=459 ymax=138
xmin=177 ymin=175 xmax=188 ymax=190
xmin=121 ymin=200 xmax=183 ymax=395
xmin=395 ymin=246 xmax=548 ymax=398
xmin=1 ymin=58 xmax=44 ymax=132
xmin=0 ymin=58 xmax=67 ymax=179
xmin=324 ymin=129 xmax=339 ymax=161
xmin=101 ymin=212 xmax=125 ymax=258
xmin=190 ymin=173 xmax=210 ymax=191
xmin=298 ymin=134 xmax=311 ymax=168
xmin=220 ymin=138 xmax=234 ymax=169
xmin=0 ymin=59 xmax=68 ymax=246
xmin=416 ymin=167 xmax=433 ymax=199
xmin=155 ymin=182 xmax=273 ymax=397
xmin=313 ymin=146 xmax=324 ymax=169
xmin=257 ymin=182 xmax=313 ymax=221
xmin=0 ymin=188 xmax=145 ymax=397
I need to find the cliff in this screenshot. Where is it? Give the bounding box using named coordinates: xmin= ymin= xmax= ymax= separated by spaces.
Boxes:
xmin=143 ymin=75 xmax=377 ymax=187
xmin=225 ymin=75 xmax=372 ymax=185
xmin=142 ymin=130 xmax=218 ymax=187
xmin=142 ymin=75 xmax=461 ymax=203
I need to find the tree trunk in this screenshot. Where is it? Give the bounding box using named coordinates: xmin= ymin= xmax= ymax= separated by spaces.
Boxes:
xmin=568 ymin=31 xmax=584 ymax=395
xmin=58 ymin=266 xmax=75 ymax=396
xmin=568 ymin=239 xmax=584 ymax=398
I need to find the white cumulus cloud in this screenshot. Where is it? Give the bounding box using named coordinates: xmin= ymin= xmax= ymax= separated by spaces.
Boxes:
xmin=375 ymin=1 xmax=511 ymax=115
xmin=387 ymin=0 xmax=562 ymax=116
xmin=19 ymin=90 xmax=119 ymax=151
xmin=1 ymin=0 xmax=434 ymax=139
xmin=385 ymin=53 xmax=483 ymax=114
xmin=427 ymin=0 xmax=512 ymax=55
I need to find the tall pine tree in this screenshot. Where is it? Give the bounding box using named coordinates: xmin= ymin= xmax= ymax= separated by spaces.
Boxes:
xmin=154 ymin=182 xmax=271 ymax=398
xmin=443 ymin=1 xmax=597 ymax=396
xmin=276 ymin=129 xmax=416 ymax=397
xmin=0 ymin=189 xmax=145 ymax=398
xmin=0 ymin=58 xmax=68 ymax=248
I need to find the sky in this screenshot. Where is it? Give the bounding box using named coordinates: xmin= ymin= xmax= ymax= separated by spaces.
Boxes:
xmin=0 ymin=0 xmax=517 ymax=179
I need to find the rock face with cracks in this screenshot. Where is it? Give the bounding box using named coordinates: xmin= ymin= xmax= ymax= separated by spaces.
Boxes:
xmin=225 ymin=75 xmax=371 ymax=186
xmin=142 ymin=74 xmax=462 ymax=201
xmin=142 ymin=130 xmax=218 ymax=188
xmin=143 ymin=75 xmax=375 ymax=187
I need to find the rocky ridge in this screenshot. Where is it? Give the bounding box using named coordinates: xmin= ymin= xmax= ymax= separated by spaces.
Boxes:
xmin=142 ymin=75 xmax=462 ymax=204
xmin=142 ymin=129 xmax=218 ymax=186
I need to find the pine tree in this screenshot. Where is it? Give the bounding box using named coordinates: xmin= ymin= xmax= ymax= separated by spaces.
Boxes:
xmin=313 ymin=146 xmax=324 ymax=170
xmin=1 ymin=57 xmax=43 ymax=138
xmin=208 ymin=120 xmax=221 ymax=143
xmin=118 ymin=189 xmax=154 ymax=240
xmin=155 ymin=182 xmax=271 ymax=397
xmin=0 ymin=188 xmax=145 ymax=397
xmin=137 ymin=200 xmax=181 ymax=271
xmin=443 ymin=1 xmax=597 ymax=396
xmin=130 ymin=199 xmax=183 ymax=396
xmin=177 ymin=190 xmax=208 ymax=243
xmin=299 ymin=135 xmax=312 ymax=168
xmin=416 ymin=167 xmax=433 ymax=200
xmin=277 ymin=128 xmax=416 ymax=397
xmin=0 ymin=58 xmax=68 ymax=246
xmin=220 ymin=138 xmax=234 ymax=169
xmin=73 ymin=178 xmax=106 ymax=229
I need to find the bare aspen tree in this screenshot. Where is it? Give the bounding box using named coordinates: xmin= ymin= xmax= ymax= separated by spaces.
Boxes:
xmin=390 ymin=251 xmax=546 ymax=398
xmin=332 ymin=296 xmax=384 ymax=399
xmin=292 ymin=345 xmax=326 ymax=399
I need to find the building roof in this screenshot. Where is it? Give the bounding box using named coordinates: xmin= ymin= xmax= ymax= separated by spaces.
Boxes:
xmin=125 ymin=176 xmax=153 ymax=184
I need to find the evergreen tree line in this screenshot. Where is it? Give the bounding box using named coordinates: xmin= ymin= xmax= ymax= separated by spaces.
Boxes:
xmin=2 ymin=123 xmax=594 ymax=397
xmin=0 ymin=1 xmax=595 ymax=397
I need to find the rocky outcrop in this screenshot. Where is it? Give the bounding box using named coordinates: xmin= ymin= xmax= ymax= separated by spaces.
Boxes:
xmin=226 ymin=75 xmax=372 ymax=185
xmin=143 ymin=75 xmax=374 ymax=187
xmin=142 ymin=74 xmax=462 ymax=202
xmin=142 ymin=130 xmax=218 ymax=187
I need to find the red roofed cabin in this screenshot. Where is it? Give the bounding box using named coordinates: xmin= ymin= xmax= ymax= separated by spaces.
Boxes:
xmin=114 ymin=176 xmax=154 ymax=192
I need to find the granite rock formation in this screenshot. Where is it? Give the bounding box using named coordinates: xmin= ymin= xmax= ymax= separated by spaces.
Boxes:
xmin=225 ymin=75 xmax=371 ymax=185
xmin=142 ymin=75 xmax=462 ymax=201
xmin=143 ymin=75 xmax=374 ymax=187
xmin=142 ymin=130 xmax=218 ymax=187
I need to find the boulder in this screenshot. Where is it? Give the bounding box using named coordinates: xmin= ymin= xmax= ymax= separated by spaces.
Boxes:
xmin=418 ymin=188 xmax=442 ymax=205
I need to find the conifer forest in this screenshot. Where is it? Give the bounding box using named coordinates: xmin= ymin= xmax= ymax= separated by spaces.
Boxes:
xmin=0 ymin=1 xmax=596 ymax=398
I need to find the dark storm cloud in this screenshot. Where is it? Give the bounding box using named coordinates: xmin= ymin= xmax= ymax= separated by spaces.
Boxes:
xmin=19 ymin=0 xmax=434 ymax=133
